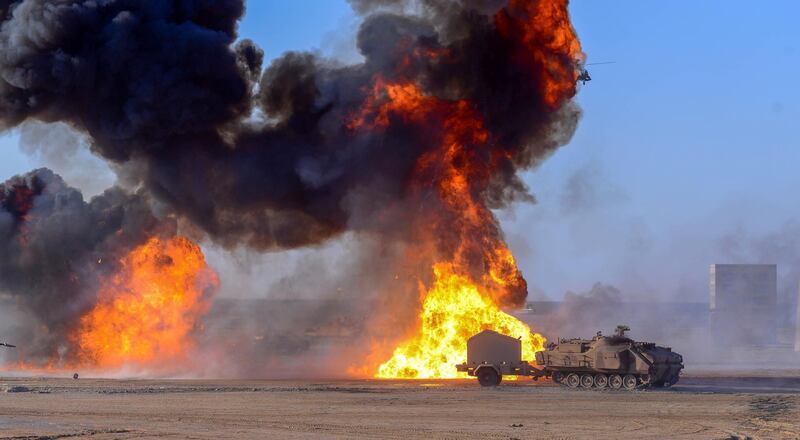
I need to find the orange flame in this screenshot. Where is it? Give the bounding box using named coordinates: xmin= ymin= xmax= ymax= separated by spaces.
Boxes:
xmin=73 ymin=236 xmax=218 ymax=369
xmin=352 ymin=78 xmax=543 ymax=378
xmin=377 ymin=264 xmax=545 ymax=378
xmin=496 ymin=0 xmax=584 ymax=108
xmin=351 ymin=0 xmax=581 ymax=379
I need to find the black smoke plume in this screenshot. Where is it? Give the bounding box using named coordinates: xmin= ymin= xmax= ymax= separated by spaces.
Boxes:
xmin=0 ymin=0 xmax=580 ymax=249
xmin=0 ymin=0 xmax=582 ymax=365
xmin=0 ymin=169 xmax=169 ymax=360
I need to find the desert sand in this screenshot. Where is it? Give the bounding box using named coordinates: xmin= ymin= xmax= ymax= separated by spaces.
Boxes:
xmin=1 ymin=375 xmax=799 ymax=439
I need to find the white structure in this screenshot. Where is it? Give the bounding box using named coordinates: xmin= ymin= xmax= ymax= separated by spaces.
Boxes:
xmin=796 ymin=283 xmax=800 ymax=352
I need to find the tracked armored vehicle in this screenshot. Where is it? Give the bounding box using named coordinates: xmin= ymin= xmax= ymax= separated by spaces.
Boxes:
xmin=457 ymin=326 xmax=683 ymax=389
xmin=536 ymin=325 xmax=683 ymax=390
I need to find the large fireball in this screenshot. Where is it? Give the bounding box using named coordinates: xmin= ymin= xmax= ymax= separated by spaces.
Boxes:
xmin=357 ymin=0 xmax=582 ymax=378
xmin=377 ymin=264 xmax=545 ymax=378
xmin=74 ymin=236 xmax=218 ymax=369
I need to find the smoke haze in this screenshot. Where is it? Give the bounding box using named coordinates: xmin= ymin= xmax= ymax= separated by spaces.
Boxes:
xmin=19 ymin=122 xmax=115 ymax=198
xmin=1 ymin=0 xmax=797 ymax=375
xmin=0 ymin=0 xmax=587 ymax=373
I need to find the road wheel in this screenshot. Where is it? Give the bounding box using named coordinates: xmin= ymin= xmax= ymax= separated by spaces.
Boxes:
xmin=580 ymin=374 xmax=594 ymax=388
xmin=609 ymin=374 xmax=623 ymax=389
xmin=639 ymin=374 xmax=651 ymax=387
xmin=623 ymin=374 xmax=638 ymax=390
xmin=594 ymin=374 xmax=608 ymax=389
xmin=566 ymin=373 xmax=580 ymax=388
xmin=477 ymin=368 xmax=500 ymax=387
xmin=553 ymin=371 xmax=565 ymax=384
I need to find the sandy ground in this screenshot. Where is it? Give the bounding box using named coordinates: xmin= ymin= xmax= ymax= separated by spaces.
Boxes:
xmin=1 ymin=375 xmax=799 ymax=440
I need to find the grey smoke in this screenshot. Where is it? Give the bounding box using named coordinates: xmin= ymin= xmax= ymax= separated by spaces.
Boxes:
xmin=19 ymin=122 xmax=116 ymax=198
xmin=198 ymin=234 xmax=416 ymax=378
xmin=536 ymin=282 xmax=624 ymax=340
xmin=716 ymin=222 xmax=800 ymax=306
xmin=0 ymin=168 xmax=171 ymax=361
xmin=559 ymin=162 xmax=628 ymax=215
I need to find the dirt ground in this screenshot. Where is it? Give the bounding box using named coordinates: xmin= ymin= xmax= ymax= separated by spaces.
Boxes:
xmin=1 ymin=375 xmax=799 ymax=440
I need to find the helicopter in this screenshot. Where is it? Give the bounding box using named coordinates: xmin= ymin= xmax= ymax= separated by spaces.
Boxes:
xmin=0 ymin=342 xmax=15 ymax=348
xmin=578 ymin=61 xmax=615 ymax=85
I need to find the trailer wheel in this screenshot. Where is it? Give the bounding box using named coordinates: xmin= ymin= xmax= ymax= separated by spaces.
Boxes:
xmin=594 ymin=374 xmax=608 ymax=389
xmin=477 ymin=368 xmax=500 ymax=387
xmin=566 ymin=373 xmax=580 ymax=388
xmin=623 ymin=374 xmax=638 ymax=390
xmin=609 ymin=374 xmax=623 ymax=389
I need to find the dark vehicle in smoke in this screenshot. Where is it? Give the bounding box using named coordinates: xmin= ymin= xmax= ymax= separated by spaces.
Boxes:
xmin=577 ymin=68 xmax=591 ymax=84
xmin=577 ymin=61 xmax=615 ymax=85
xmin=457 ymin=325 xmax=683 ymax=389
xmin=0 ymin=342 xmax=15 ymax=348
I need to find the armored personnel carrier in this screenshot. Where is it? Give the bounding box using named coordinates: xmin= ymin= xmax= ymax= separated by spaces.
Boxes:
xmin=457 ymin=326 xmax=683 ymax=389
xmin=536 ymin=325 xmax=684 ymax=389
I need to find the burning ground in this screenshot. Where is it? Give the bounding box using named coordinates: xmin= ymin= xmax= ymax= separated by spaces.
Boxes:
xmin=0 ymin=0 xmax=583 ymax=377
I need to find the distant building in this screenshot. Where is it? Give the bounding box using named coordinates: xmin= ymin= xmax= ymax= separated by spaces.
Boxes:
xmin=796 ymin=283 xmax=800 ymax=352
xmin=709 ymin=264 xmax=777 ymax=346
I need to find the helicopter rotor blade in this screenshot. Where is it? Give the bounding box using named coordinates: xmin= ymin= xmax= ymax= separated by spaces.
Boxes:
xmin=585 ymin=61 xmax=616 ymax=66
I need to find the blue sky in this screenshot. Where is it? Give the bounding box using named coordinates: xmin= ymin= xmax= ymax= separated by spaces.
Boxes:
xmin=2 ymin=1 xmax=798 ymax=302
xmin=516 ymin=1 xmax=800 ymax=301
